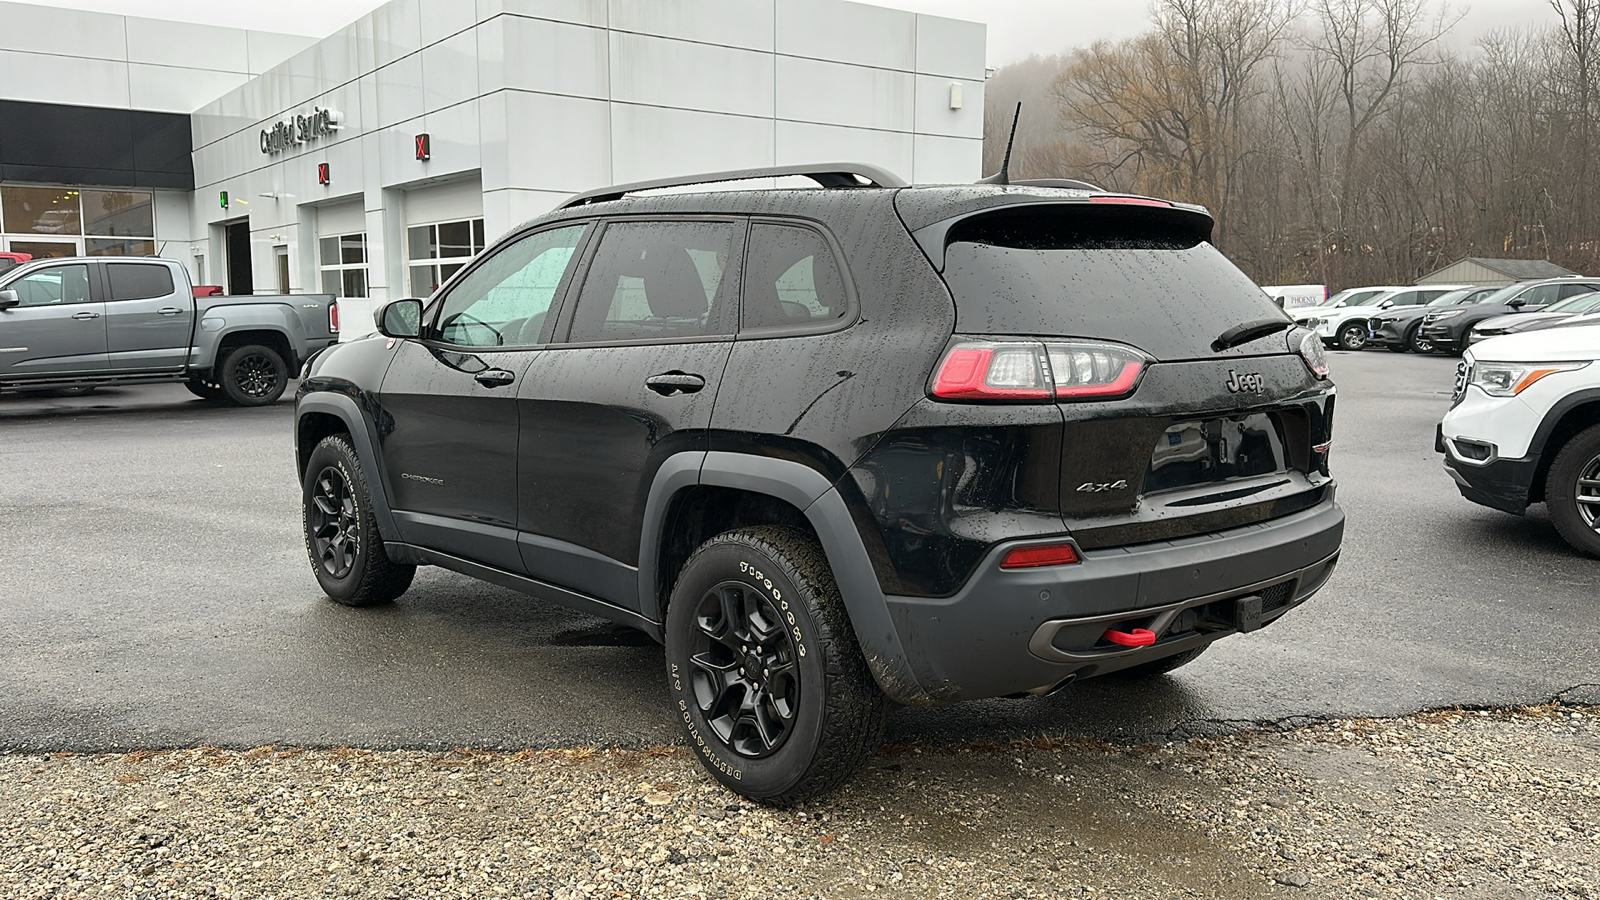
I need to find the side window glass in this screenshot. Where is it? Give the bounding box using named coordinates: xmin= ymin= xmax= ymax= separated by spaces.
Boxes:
xmin=9 ymin=265 xmax=91 ymax=307
xmin=1557 ymin=283 xmax=1592 ymax=300
xmin=565 ymin=221 xmax=736 ymax=343
xmin=107 ymin=263 xmax=175 ymax=302
xmin=432 ymin=224 xmax=587 ymax=347
xmin=1520 ymin=285 xmax=1560 ymax=305
xmin=741 ymin=224 xmax=848 ymax=331
xmin=1389 ymin=292 xmax=1418 ymax=306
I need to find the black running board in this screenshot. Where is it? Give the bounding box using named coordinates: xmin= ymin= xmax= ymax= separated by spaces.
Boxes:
xmin=386 ymin=543 xmax=664 ymax=642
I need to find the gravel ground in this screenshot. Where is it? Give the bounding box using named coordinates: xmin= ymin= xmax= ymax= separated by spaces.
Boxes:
xmin=2 ymin=705 xmax=1595 ymax=900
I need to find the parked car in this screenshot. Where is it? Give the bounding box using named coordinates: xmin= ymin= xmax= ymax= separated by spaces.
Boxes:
xmin=1468 ymin=290 xmax=1600 ymax=345
xmin=1440 ymin=324 xmax=1600 ymax=557
xmin=0 ymin=252 xmax=31 ymax=275
xmin=1368 ymin=286 xmax=1499 ymax=353
xmin=1419 ymin=277 xmax=1600 ymax=354
xmin=295 ymin=164 xmax=1344 ymax=802
xmin=1293 ymin=285 xmax=1466 ymax=351
xmin=0 ymin=256 xmax=337 ymax=405
xmin=1262 ymin=284 xmax=1326 ymax=309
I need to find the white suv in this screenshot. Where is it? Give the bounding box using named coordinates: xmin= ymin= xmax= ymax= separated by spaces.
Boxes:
xmin=1439 ymin=324 xmax=1600 ymax=556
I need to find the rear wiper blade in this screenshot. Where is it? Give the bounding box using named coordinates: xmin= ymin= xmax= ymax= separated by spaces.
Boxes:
xmin=1213 ymin=318 xmax=1291 ymax=352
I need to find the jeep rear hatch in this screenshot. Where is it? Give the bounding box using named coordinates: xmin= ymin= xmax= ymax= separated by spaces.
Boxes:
xmin=911 ymin=198 xmax=1333 ymax=549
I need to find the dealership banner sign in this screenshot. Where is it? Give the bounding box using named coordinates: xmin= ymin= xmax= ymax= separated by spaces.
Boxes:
xmin=260 ymin=108 xmax=342 ymax=155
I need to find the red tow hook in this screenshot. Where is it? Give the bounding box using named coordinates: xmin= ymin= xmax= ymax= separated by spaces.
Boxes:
xmin=1102 ymin=627 xmax=1156 ymax=647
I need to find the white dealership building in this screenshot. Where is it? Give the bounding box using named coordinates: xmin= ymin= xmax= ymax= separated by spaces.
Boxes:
xmin=0 ymin=0 xmax=986 ymax=333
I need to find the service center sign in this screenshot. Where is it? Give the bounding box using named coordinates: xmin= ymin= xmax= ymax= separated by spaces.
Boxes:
xmin=260 ymin=108 xmax=341 ymax=155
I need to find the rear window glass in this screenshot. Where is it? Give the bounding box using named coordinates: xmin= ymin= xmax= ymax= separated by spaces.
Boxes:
xmin=565 ymin=221 xmax=736 ymax=343
xmin=740 ymin=224 xmax=848 ymax=331
xmin=107 ymin=263 xmax=174 ymax=301
xmin=939 ymin=209 xmax=1286 ymax=362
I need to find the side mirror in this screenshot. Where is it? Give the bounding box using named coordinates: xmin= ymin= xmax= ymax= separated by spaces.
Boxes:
xmin=1378 ymin=299 xmax=1395 ymax=309
xmin=375 ymin=298 xmax=423 ymax=339
xmin=1507 ymin=297 xmax=1526 ymax=309
xmin=0 ymin=289 xmax=18 ymax=310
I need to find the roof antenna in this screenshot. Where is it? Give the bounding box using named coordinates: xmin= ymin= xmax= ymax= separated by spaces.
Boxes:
xmin=978 ymin=103 xmax=1022 ymax=185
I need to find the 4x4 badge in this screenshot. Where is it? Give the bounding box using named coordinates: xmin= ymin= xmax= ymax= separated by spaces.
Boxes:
xmin=1226 ymin=370 xmax=1265 ymax=393
xmin=1077 ymin=480 xmax=1128 ymax=493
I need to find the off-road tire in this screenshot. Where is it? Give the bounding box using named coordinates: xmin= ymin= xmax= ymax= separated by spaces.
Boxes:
xmin=1336 ymin=322 xmax=1368 ymax=351
xmin=1545 ymin=424 xmax=1600 ymax=559
xmin=220 ymin=344 xmax=288 ymax=407
xmin=185 ymin=378 xmax=226 ymax=401
xmin=302 ymin=434 xmax=415 ymax=605
xmin=1406 ymin=325 xmax=1435 ymax=354
xmin=1112 ymin=645 xmax=1209 ymax=679
xmin=664 ymin=526 xmax=886 ymax=804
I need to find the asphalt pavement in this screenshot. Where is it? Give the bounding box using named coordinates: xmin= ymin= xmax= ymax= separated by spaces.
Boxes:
xmin=2 ymin=351 xmax=1596 ymax=754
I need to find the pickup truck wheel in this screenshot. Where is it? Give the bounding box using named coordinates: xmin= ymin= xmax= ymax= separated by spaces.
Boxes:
xmin=302 ymin=435 xmax=416 ymax=606
xmin=1545 ymin=424 xmax=1600 ymax=559
xmin=1112 ymin=645 xmax=1209 ymax=679
xmin=664 ymin=526 xmax=886 ymax=804
xmin=220 ymin=344 xmax=288 ymax=407
xmin=1336 ymin=323 xmax=1368 ymax=351
xmin=185 ymin=378 xmax=225 ymax=402
xmin=1406 ymin=326 xmax=1436 ymax=354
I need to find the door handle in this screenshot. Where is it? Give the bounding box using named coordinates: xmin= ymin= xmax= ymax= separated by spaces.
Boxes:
xmin=72 ymin=311 xmax=101 ymax=320
xmin=474 ymin=369 xmax=516 ymax=387
xmin=645 ymin=371 xmax=706 ymax=396
xmin=157 ymin=307 xmax=183 ymax=316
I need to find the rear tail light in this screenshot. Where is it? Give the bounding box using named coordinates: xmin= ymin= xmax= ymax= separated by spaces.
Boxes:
xmin=1292 ymin=328 xmax=1328 ymax=379
xmin=329 ymin=301 xmax=340 ymax=334
xmin=999 ymin=542 xmax=1081 ymax=569
xmin=931 ymin=339 xmax=1149 ymax=402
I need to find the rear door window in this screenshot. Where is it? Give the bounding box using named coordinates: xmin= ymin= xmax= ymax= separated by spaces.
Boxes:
xmin=937 ymin=206 xmax=1285 ymax=361
xmin=563 ymin=221 xmax=737 ymax=343
xmin=107 ymin=263 xmax=174 ymax=301
xmin=740 ymin=223 xmax=849 ymax=332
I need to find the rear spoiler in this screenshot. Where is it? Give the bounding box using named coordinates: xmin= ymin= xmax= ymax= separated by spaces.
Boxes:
xmin=908 ymin=196 xmax=1215 ymax=272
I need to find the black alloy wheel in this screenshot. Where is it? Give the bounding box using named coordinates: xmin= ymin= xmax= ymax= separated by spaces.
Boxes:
xmin=1546 ymin=424 xmax=1600 ymax=558
xmin=1336 ymin=322 xmax=1368 ymax=351
xmin=664 ymin=526 xmax=886 ymax=803
xmin=221 ymin=344 xmax=288 ymax=407
xmin=308 ymin=465 xmax=359 ymax=580
xmin=1407 ymin=325 xmax=1435 ymax=354
xmin=687 ymin=581 xmax=802 ymax=758
xmin=300 ymin=434 xmax=415 ymax=605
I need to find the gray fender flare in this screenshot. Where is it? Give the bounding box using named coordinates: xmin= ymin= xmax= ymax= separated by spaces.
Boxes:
xmin=638 ymin=450 xmax=933 ymax=705
xmin=295 ymin=393 xmax=402 ymax=544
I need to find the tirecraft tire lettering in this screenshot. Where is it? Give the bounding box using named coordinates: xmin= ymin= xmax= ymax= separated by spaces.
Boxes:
xmin=742 ymin=559 xmax=807 ymax=658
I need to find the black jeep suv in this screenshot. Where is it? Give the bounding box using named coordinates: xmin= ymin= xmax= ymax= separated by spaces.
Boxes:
xmin=294 ymin=164 xmax=1344 ymax=802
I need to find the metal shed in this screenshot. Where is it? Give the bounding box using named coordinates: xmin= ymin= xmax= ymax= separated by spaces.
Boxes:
xmin=1417 ymin=257 xmax=1579 ymax=286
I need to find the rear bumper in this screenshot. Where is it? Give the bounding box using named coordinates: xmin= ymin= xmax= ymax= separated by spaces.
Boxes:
xmin=881 ymin=497 xmax=1345 ymax=702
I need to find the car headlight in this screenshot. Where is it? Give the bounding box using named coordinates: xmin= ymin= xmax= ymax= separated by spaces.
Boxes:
xmin=1469 ymin=360 xmax=1590 ymax=397
xmin=1426 ymin=310 xmax=1465 ymax=322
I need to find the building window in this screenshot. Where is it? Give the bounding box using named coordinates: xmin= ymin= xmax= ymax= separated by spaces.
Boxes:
xmin=0 ymin=184 xmax=156 ymax=258
xmin=319 ymin=232 xmax=368 ymax=298
xmin=408 ymin=218 xmax=486 ymax=296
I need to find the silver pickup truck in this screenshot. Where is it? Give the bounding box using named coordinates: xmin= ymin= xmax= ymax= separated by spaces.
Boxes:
xmin=0 ymin=256 xmax=338 ymax=406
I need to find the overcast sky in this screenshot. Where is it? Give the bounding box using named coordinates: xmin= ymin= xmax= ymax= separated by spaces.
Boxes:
xmin=37 ymin=0 xmax=1566 ymax=66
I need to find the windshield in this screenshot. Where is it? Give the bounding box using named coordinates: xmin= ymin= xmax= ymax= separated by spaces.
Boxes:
xmin=1427 ymin=289 xmax=1476 ymax=307
xmin=1324 ymin=288 xmax=1379 ymax=307
xmin=1475 ymin=284 xmax=1527 ymax=306
xmin=1543 ymin=291 xmax=1600 ymax=315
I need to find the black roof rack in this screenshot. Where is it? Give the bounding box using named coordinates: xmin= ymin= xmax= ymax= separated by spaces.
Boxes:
xmin=558 ymin=162 xmax=908 ymax=209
